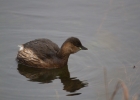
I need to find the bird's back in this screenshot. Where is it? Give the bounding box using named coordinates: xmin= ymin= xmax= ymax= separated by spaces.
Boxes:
xmin=23 ymin=38 xmax=60 ymax=60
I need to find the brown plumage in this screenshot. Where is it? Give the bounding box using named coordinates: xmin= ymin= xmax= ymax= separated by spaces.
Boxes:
xmin=16 ymin=37 xmax=87 ymax=68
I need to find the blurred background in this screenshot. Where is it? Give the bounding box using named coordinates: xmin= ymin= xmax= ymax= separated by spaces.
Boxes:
xmin=0 ymin=0 xmax=140 ymax=100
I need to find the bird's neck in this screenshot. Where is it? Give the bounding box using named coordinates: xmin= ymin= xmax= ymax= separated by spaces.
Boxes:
xmin=57 ymin=46 xmax=71 ymax=66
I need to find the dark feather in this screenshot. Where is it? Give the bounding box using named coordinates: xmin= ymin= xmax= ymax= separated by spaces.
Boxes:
xmin=23 ymin=39 xmax=59 ymax=60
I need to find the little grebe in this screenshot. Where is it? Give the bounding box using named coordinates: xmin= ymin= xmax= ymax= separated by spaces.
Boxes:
xmin=16 ymin=37 xmax=87 ymax=68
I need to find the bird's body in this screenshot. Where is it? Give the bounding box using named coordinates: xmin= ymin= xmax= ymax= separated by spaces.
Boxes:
xmin=16 ymin=37 xmax=87 ymax=68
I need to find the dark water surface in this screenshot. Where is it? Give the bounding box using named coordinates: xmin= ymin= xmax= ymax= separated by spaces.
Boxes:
xmin=0 ymin=0 xmax=140 ymax=100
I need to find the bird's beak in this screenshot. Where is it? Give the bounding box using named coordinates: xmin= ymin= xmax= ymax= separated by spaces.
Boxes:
xmin=80 ymin=45 xmax=88 ymax=50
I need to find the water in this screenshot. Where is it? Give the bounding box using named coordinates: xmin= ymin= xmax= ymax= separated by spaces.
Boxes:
xmin=0 ymin=0 xmax=140 ymax=100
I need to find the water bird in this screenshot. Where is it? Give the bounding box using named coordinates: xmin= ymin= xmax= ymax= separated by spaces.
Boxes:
xmin=16 ymin=37 xmax=87 ymax=68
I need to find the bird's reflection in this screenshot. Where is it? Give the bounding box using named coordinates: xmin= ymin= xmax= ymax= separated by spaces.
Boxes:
xmin=17 ymin=64 xmax=88 ymax=95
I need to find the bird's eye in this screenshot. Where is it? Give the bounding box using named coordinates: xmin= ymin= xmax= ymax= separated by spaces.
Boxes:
xmin=79 ymin=47 xmax=82 ymax=50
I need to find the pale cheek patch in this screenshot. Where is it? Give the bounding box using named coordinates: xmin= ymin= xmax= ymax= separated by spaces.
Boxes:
xmin=18 ymin=45 xmax=24 ymax=51
xmin=79 ymin=47 xmax=82 ymax=50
